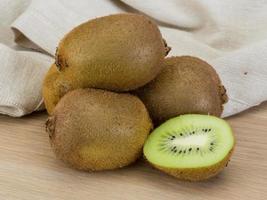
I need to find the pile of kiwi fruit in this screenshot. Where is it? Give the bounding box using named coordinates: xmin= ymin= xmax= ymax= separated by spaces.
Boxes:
xmin=43 ymin=13 xmax=235 ymax=181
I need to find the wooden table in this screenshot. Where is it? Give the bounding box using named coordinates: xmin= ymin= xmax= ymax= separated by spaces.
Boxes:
xmin=0 ymin=103 xmax=267 ymax=200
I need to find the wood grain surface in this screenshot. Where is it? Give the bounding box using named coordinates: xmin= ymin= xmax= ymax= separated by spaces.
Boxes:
xmin=0 ymin=103 xmax=267 ymax=200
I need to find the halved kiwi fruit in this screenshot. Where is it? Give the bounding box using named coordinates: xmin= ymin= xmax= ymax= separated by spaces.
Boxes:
xmin=144 ymin=114 xmax=235 ymax=181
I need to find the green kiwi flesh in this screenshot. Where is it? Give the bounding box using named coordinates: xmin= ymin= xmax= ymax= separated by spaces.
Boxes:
xmin=143 ymin=114 xmax=235 ymax=181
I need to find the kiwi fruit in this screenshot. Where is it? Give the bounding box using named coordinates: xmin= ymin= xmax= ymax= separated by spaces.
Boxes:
xmin=43 ymin=13 xmax=169 ymax=114
xmin=46 ymin=88 xmax=152 ymax=171
xmin=135 ymin=56 xmax=228 ymax=124
xmin=42 ymin=64 xmax=74 ymax=114
xmin=143 ymin=114 xmax=235 ymax=181
xmin=55 ymin=13 xmax=168 ymax=91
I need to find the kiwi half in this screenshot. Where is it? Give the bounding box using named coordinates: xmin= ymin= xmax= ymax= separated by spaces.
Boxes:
xmin=135 ymin=56 xmax=228 ymax=124
xmin=144 ymin=114 xmax=235 ymax=181
xmin=46 ymin=88 xmax=152 ymax=171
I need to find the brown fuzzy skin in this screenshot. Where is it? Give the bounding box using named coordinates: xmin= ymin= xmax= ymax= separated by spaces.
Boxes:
xmin=135 ymin=56 xmax=228 ymax=124
xmin=147 ymin=148 xmax=234 ymax=181
xmin=43 ymin=13 xmax=169 ymax=114
xmin=55 ymin=13 xmax=168 ymax=92
xmin=46 ymin=88 xmax=153 ymax=171
xmin=42 ymin=64 xmax=74 ymax=114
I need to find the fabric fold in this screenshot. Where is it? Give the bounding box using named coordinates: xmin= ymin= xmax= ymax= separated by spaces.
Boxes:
xmin=0 ymin=0 xmax=267 ymax=117
xmin=0 ymin=44 xmax=52 ymax=116
xmin=11 ymin=0 xmax=125 ymax=55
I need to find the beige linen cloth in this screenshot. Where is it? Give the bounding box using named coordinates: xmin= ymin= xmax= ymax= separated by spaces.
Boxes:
xmin=0 ymin=0 xmax=267 ymax=117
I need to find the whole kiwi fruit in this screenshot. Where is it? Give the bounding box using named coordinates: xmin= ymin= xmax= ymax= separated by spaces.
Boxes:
xmin=42 ymin=64 xmax=68 ymax=114
xmin=135 ymin=56 xmax=228 ymax=124
xmin=43 ymin=64 xmax=78 ymax=114
xmin=56 ymin=14 xmax=168 ymax=86
xmin=46 ymin=88 xmax=153 ymax=171
xmin=43 ymin=13 xmax=169 ymax=114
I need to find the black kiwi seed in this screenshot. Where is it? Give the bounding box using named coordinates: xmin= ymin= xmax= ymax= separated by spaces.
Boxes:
xmin=189 ymin=148 xmax=192 ymax=152
xmin=197 ymin=147 xmax=200 ymax=151
xmin=170 ymin=136 xmax=175 ymax=140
